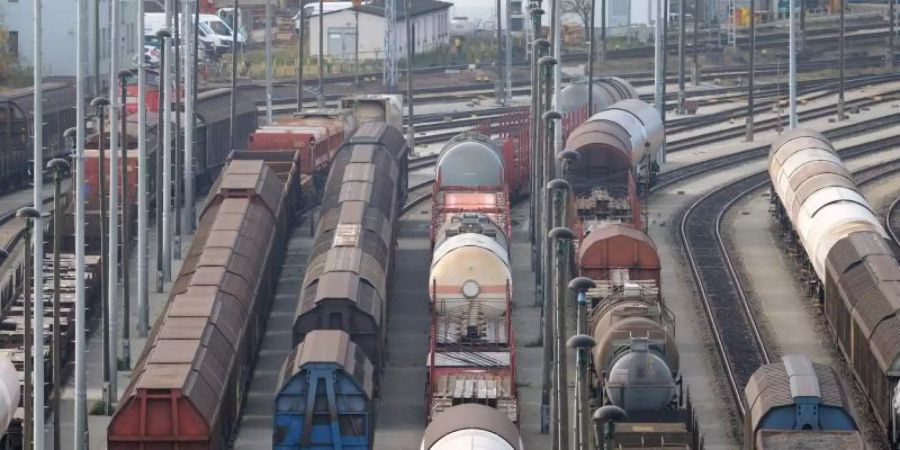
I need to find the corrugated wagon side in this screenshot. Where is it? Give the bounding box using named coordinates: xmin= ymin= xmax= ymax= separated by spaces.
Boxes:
xmin=107 ymin=157 xmax=296 ymax=449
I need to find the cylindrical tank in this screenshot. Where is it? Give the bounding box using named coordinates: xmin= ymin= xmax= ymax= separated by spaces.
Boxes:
xmin=429 ymin=233 xmax=511 ymax=318
xmin=0 ymin=354 xmax=19 ymax=436
xmin=434 ymin=212 xmax=509 ymax=252
xmin=768 ymin=129 xmax=886 ymax=280
xmin=420 ymin=404 xmax=523 ymax=450
xmin=561 ymin=99 xmax=663 ymax=189
xmin=604 ymin=342 xmax=678 ymax=411
xmin=559 ymin=77 xmax=637 ymax=114
xmin=437 ymin=132 xmax=505 ymax=188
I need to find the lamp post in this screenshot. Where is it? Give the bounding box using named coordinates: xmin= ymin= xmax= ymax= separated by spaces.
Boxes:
xmin=118 ymin=69 xmax=132 ymax=369
xmin=539 ymin=108 xmax=561 ymax=438
xmin=746 ymin=0 xmax=755 ymax=141
xmin=155 ymin=30 xmax=170 ymax=293
xmin=549 ymin=226 xmax=575 ymax=450
xmin=569 ymin=276 xmax=597 ymax=450
xmin=593 ymin=405 xmax=628 ymax=450
xmin=18 ymin=206 xmax=41 ymax=450
xmin=47 ymin=158 xmax=70 ymax=450
xmin=90 ymin=96 xmax=112 ymax=414
xmin=588 ymin=0 xmax=596 ymax=115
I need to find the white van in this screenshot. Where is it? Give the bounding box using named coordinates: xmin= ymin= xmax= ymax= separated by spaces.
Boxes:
xmin=144 ymin=12 xmax=230 ymax=55
xmin=200 ymin=13 xmax=243 ymax=46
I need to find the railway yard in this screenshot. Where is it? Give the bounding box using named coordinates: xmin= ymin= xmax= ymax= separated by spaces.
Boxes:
xmin=5 ymin=6 xmax=900 ymax=450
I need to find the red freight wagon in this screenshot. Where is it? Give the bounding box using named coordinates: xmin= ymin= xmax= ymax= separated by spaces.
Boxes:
xmin=82 ymin=149 xmax=140 ymax=211
xmin=247 ymin=111 xmax=347 ymax=176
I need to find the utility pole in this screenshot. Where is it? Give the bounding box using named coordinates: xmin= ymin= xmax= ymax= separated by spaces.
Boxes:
xmin=542 ymin=108 xmax=560 ymax=446
xmin=887 ymin=0 xmax=897 ymax=67
xmin=600 ymin=0 xmax=606 ymax=62
xmin=551 ymin=0 xmax=562 ymax=157
xmin=355 ymin=1 xmax=360 ymax=86
xmin=297 ymin=0 xmax=305 ymax=111
xmin=266 ymin=0 xmax=273 ymax=124
xmin=94 ymin=0 xmax=100 ymax=97
xmin=49 ymin=158 xmax=70 ymax=450
xmin=654 ymin=0 xmax=665 ymax=164
xmin=568 ymin=277 xmax=597 ymax=450
xmin=118 ymin=71 xmax=131 ymax=369
xmin=746 ymin=0 xmax=755 ymax=140
xmin=185 ymin=0 xmax=196 ymax=233
xmin=230 ymin=0 xmax=239 ymax=148
xmin=155 ymin=30 xmax=169 ymax=293
xmin=20 ymin=208 xmax=37 ymax=450
xmin=549 ymin=226 xmax=574 ymax=450
xmin=137 ymin=0 xmax=149 ymax=338
xmin=678 ymin=0 xmax=686 ymax=114
xmin=588 ymin=0 xmax=596 ymax=114
xmin=384 ymin=0 xmax=398 ymax=90
xmin=838 ymin=0 xmax=845 ymax=121
xmin=789 ymin=0 xmax=797 ymax=128
xmin=405 ymin=0 xmax=415 ymax=147
xmin=505 ymin=0 xmax=513 ymax=105
xmin=692 ymin=0 xmax=699 ymax=86
xmin=174 ymin=0 xmax=182 ymax=261
xmin=108 ymin=0 xmax=122 ymax=411
xmin=74 ymin=0 xmax=88 ymax=442
xmin=91 ymin=96 xmax=110 ymax=413
xmin=318 ymin=0 xmax=325 ymax=107
xmin=32 ymin=0 xmax=46 ymax=443
xmin=497 ymin=0 xmax=504 ymax=103
xmin=163 ymin=35 xmax=173 ymax=284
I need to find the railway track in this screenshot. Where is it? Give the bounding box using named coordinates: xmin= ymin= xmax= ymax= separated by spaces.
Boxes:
xmin=677 ymin=133 xmax=900 ymax=419
xmin=667 ymin=86 xmax=900 ymax=152
xmin=401 ymin=179 xmax=435 ymax=215
xmin=886 ymin=194 xmax=900 ymax=245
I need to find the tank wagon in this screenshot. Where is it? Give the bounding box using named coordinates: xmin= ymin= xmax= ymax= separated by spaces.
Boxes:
xmin=560 ymin=99 xmax=663 ymax=235
xmin=769 ymin=129 xmax=900 ymax=447
xmin=422 ymin=131 xmax=522 ymax=447
xmin=276 ymin=118 xmax=409 ymax=450
xmin=0 ymin=354 xmax=20 ymax=449
xmin=744 ymin=354 xmax=863 ymax=450
xmin=107 ymin=155 xmax=300 ymax=449
xmin=558 ymin=77 xmax=637 ymax=115
xmin=563 ymin=100 xmax=701 ymax=448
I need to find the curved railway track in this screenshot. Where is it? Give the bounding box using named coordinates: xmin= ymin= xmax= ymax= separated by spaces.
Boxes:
xmin=677 ymin=134 xmax=900 ymax=418
xmin=401 ymin=179 xmax=435 ymax=215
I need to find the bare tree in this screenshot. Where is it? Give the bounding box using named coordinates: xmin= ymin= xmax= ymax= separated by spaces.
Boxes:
xmin=562 ymin=0 xmax=592 ymax=30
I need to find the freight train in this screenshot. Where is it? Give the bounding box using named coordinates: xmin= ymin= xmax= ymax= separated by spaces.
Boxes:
xmin=744 ymin=354 xmax=864 ymax=449
xmin=421 ymin=131 xmax=521 ymax=449
xmin=769 ymin=129 xmax=900 ymax=448
xmin=274 ymin=95 xmax=409 ymax=450
xmin=559 ymin=98 xmax=702 ymax=448
xmin=558 ymin=77 xmax=637 ymax=115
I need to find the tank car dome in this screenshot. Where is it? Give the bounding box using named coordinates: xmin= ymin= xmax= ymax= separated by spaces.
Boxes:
xmin=437 ymin=132 xmax=505 ymax=188
xmin=604 ymin=344 xmax=677 ymax=411
xmin=559 ymin=77 xmax=638 ymax=114
xmin=421 ymin=404 xmax=523 ymax=450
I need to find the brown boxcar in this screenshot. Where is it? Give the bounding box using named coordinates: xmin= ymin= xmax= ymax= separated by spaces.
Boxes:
xmin=107 ymin=155 xmax=298 ymax=449
xmin=292 ymin=122 xmax=409 ymax=369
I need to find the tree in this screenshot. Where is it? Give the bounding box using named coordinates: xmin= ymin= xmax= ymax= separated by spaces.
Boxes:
xmin=0 ymin=26 xmax=25 ymax=87
xmin=562 ymin=0 xmax=593 ymax=31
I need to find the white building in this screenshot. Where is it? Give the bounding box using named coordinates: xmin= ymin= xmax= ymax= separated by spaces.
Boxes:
xmin=1 ymin=0 xmax=139 ymax=84
xmin=305 ymin=0 xmax=452 ymax=59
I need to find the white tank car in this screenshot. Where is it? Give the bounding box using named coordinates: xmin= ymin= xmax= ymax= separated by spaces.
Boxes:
xmin=437 ymin=132 xmax=505 ymax=189
xmin=429 ymin=233 xmax=511 ymax=344
xmin=0 ymin=353 xmax=19 ymax=437
xmin=561 ymin=99 xmax=664 ymax=178
xmin=421 ymin=404 xmax=524 ymax=450
xmin=768 ymin=129 xmax=887 ymax=281
xmin=558 ymin=77 xmax=638 ymax=114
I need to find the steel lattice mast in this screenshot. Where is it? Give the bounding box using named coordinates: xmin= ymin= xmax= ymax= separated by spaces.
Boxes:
xmin=383 ymin=0 xmax=398 ymax=91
